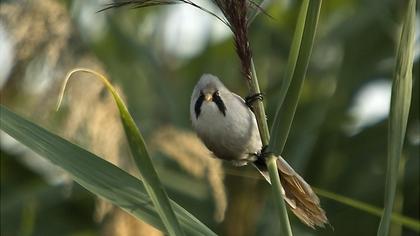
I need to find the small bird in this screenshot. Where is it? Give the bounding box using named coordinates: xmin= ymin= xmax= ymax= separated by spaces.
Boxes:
xmin=190 ymin=74 xmax=328 ymax=228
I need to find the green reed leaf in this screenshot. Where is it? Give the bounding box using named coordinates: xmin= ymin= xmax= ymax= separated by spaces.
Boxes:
xmin=269 ymin=0 xmax=322 ymax=154
xmin=57 ymin=69 xmax=186 ymax=235
xmin=0 ymin=105 xmax=216 ymax=236
xmin=377 ymin=0 xmax=416 ymax=235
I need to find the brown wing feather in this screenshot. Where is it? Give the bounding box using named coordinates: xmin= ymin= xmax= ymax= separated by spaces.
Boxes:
xmin=253 ymin=156 xmax=328 ymax=228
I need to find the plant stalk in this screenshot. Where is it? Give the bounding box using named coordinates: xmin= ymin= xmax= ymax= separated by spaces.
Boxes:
xmin=267 ymin=154 xmax=293 ymax=236
xmin=245 ymin=0 xmax=322 ymax=233
xmin=248 ymin=59 xmax=293 ymax=235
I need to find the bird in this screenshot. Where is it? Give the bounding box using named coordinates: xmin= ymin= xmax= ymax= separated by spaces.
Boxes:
xmin=190 ymin=74 xmax=328 ymax=228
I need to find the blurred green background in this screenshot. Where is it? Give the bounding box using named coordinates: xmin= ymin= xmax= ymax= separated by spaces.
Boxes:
xmin=0 ymin=0 xmax=419 ymax=235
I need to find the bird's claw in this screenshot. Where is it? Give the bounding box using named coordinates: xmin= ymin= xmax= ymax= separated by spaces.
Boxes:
xmin=255 ymin=145 xmax=273 ymax=161
xmin=245 ymin=92 xmax=264 ymax=108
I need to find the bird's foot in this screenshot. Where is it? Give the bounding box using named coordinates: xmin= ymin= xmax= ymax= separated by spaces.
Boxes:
xmin=245 ymin=92 xmax=264 ymax=108
xmin=256 ymin=145 xmax=273 ymax=160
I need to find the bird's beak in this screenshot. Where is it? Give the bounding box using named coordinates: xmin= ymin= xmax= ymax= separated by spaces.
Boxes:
xmin=204 ymin=93 xmax=212 ymax=102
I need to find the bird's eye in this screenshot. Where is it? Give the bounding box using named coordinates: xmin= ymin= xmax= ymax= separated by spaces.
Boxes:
xmin=213 ymin=90 xmax=220 ymax=97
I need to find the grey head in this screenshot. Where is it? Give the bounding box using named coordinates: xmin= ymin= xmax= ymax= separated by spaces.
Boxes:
xmin=190 ymin=74 xmax=230 ymax=120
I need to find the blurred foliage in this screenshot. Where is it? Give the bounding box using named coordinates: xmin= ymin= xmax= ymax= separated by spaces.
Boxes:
xmin=0 ymin=0 xmax=418 ymax=235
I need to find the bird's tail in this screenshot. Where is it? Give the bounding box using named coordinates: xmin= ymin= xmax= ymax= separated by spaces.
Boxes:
xmin=252 ymin=156 xmax=328 ymax=228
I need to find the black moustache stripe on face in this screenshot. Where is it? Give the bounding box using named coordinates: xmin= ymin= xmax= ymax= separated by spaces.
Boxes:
xmin=194 ymin=91 xmax=227 ymax=119
xmin=194 ymin=93 xmax=204 ymax=119
xmin=212 ymin=91 xmax=226 ymax=116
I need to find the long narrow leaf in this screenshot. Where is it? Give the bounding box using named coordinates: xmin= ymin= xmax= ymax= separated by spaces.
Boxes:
xmin=223 ymin=167 xmax=420 ymax=231
xmin=314 ymin=188 xmax=420 ymax=233
xmin=269 ymin=0 xmax=322 ymax=154
xmin=272 ymin=0 xmax=309 ymax=111
xmin=377 ymin=0 xmax=416 ymax=235
xmin=57 ymin=69 xmax=185 ymax=236
xmin=0 ymin=105 xmax=216 ymax=236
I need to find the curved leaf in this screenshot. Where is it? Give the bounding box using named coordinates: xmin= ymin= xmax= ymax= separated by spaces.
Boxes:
xmin=58 ymin=69 xmax=185 ymax=236
xmin=0 ymin=105 xmax=216 ymax=236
